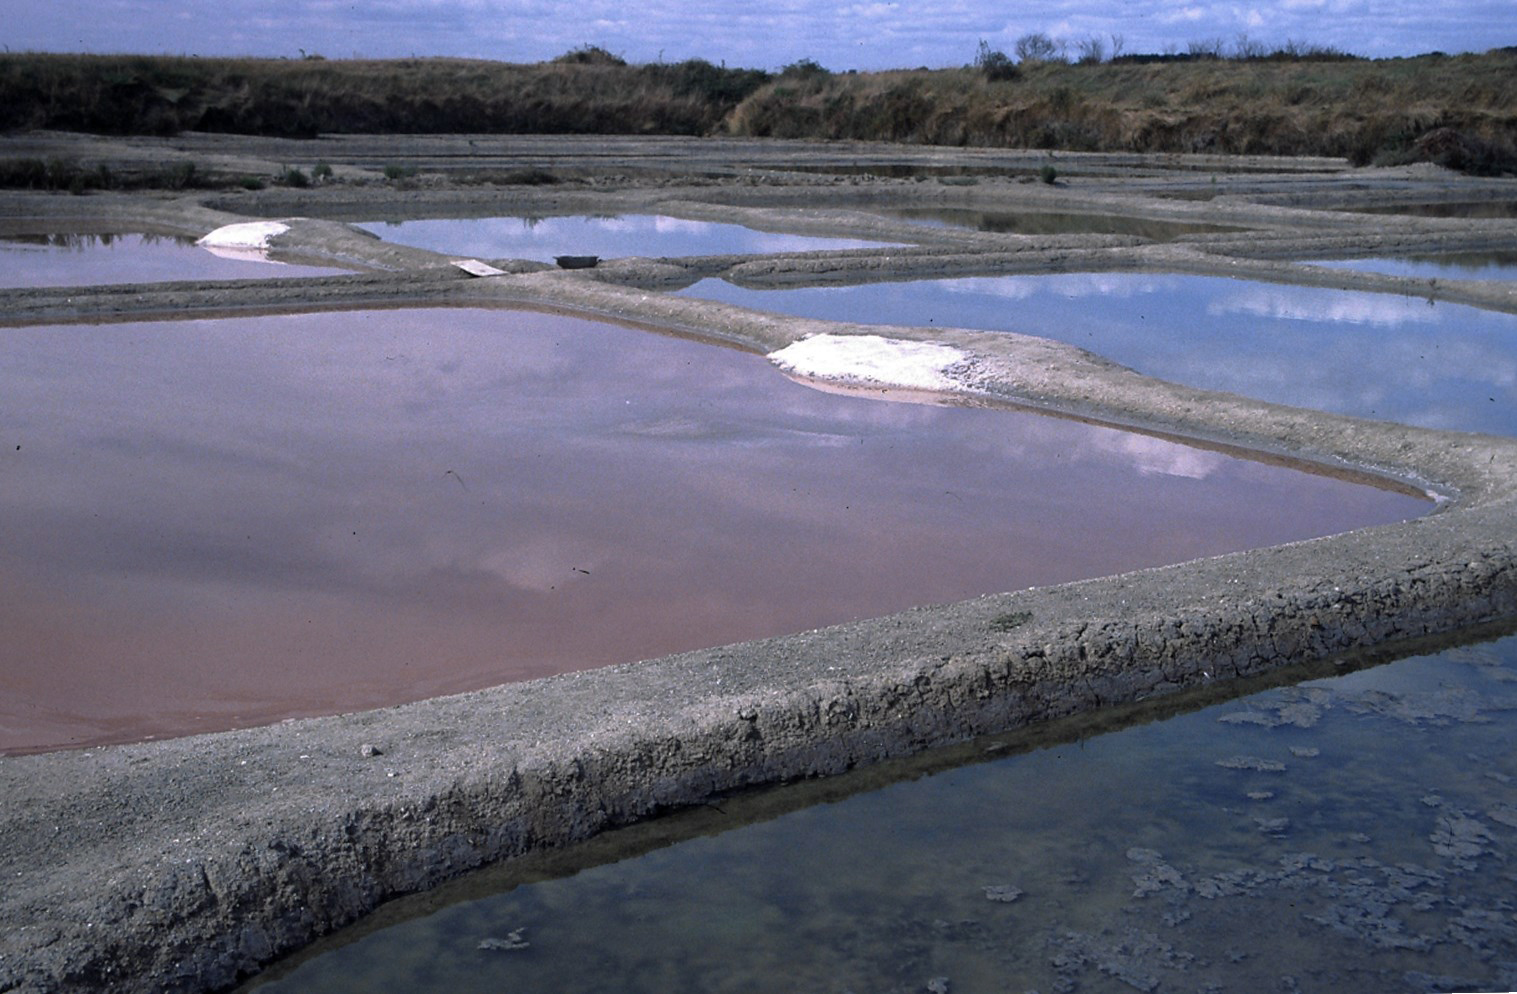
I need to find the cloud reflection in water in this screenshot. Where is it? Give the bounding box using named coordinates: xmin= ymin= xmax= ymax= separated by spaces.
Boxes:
xmin=681 ymin=273 xmax=1517 ymax=435
xmin=0 ymin=308 xmax=1425 ymax=751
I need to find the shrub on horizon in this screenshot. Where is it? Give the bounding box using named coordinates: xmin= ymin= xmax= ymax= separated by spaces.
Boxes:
xmin=975 ymin=40 xmax=1020 ymax=81
xmin=1014 ymin=32 xmax=1065 ymax=64
xmin=552 ymin=44 xmax=627 ymax=67
xmin=780 ymin=58 xmax=830 ymax=80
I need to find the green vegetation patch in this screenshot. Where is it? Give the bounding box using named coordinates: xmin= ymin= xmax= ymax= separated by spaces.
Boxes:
xmin=990 ymin=611 xmax=1035 ymax=632
xmin=0 ymin=156 xmax=210 ymax=193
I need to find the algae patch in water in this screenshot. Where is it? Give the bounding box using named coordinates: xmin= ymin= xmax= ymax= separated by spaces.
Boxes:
xmin=241 ymin=635 xmax=1517 ymax=994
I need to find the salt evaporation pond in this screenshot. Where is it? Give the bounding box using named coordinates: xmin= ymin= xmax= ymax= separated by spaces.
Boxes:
xmin=680 ymin=274 xmax=1517 ymax=435
xmin=0 ymin=307 xmax=1425 ymax=753
xmin=1306 ymin=253 xmax=1517 ymax=282
xmin=0 ymin=230 xmax=349 ymax=288
xmin=241 ymin=630 xmax=1517 ymax=994
xmin=354 ymin=214 xmax=897 ymax=262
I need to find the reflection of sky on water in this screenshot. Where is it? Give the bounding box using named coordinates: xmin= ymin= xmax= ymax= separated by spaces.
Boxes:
xmin=0 ymin=308 xmax=1423 ymax=752
xmin=0 ymin=231 xmax=348 ymax=287
xmin=680 ymin=274 xmax=1517 ymax=435
xmin=1306 ymin=253 xmax=1517 ymax=282
xmin=244 ymin=632 xmax=1517 ymax=994
xmin=354 ymin=215 xmax=896 ymax=262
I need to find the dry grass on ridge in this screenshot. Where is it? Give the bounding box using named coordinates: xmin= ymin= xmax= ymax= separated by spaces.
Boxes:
xmin=1 ymin=47 xmax=1514 ymax=173
xmin=725 ymin=50 xmax=1517 ymax=168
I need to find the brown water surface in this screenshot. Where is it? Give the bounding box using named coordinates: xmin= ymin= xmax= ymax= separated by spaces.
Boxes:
xmin=881 ymin=207 xmax=1237 ymax=238
xmin=1344 ymin=200 xmax=1517 ymax=219
xmin=0 ymin=308 xmax=1427 ymax=753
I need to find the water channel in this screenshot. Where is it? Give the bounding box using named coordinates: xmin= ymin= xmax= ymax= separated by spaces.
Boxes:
xmin=353 ymin=214 xmax=897 ymax=262
xmin=1344 ymin=202 xmax=1517 ymax=220
xmin=1306 ymin=254 xmax=1517 ymax=282
xmin=242 ymin=628 xmax=1517 ymax=994
xmin=878 ymin=207 xmax=1238 ymax=240
xmin=0 ymin=306 xmax=1423 ymax=753
xmin=679 ymin=273 xmax=1517 ymax=436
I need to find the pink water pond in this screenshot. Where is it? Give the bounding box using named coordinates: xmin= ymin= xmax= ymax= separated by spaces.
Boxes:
xmin=0 ymin=308 xmax=1427 ymax=752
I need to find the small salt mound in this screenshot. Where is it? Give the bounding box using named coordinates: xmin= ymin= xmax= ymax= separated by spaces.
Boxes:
xmin=767 ymin=334 xmax=967 ymax=391
xmin=196 ymin=221 xmax=290 ymax=250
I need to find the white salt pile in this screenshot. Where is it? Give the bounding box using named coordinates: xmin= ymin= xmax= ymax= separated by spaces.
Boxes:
xmin=197 ymin=220 xmax=290 ymax=249
xmin=767 ymin=334 xmax=968 ymax=392
xmin=196 ymin=221 xmax=292 ymax=263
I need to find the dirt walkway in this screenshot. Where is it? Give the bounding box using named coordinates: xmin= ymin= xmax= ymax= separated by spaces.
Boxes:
xmin=2 ymin=132 xmax=1516 ymax=994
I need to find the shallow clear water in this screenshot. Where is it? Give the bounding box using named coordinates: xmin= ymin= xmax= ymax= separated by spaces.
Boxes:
xmin=680 ymin=273 xmax=1517 ymax=435
xmin=0 ymin=230 xmax=349 ymax=287
xmin=243 ymin=631 xmax=1517 ymax=994
xmin=0 ymin=307 xmax=1424 ymax=753
xmin=881 ymin=207 xmax=1237 ymax=239
xmin=1307 ymin=253 xmax=1517 ymax=282
xmin=354 ymin=214 xmax=897 ymax=262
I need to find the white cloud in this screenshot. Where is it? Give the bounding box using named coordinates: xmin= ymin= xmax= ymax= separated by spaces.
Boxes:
xmin=1160 ymin=6 xmax=1211 ymax=24
xmin=3 ymin=0 xmax=1508 ymax=68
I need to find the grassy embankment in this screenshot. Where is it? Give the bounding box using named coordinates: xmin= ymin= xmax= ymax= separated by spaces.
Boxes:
xmin=1 ymin=45 xmax=1515 ymax=187
xmin=730 ymin=49 xmax=1517 ymax=172
xmin=0 ymin=47 xmax=766 ymax=137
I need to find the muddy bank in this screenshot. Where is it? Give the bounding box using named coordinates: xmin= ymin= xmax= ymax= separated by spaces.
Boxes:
xmin=2 ymin=133 xmax=1517 ymax=993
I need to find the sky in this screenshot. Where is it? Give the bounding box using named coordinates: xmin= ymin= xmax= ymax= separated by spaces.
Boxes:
xmin=3 ymin=0 xmax=1512 ymax=70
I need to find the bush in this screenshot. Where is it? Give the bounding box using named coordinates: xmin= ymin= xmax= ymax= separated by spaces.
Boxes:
xmin=650 ymin=58 xmax=770 ymax=105
xmin=552 ymin=45 xmax=626 ymax=66
xmin=1074 ymin=36 xmax=1106 ymax=65
xmin=162 ymin=161 xmax=198 ymax=189
xmin=1015 ymin=33 xmax=1065 ymax=63
xmin=975 ymin=40 xmax=1019 ymax=81
xmin=1411 ymin=127 xmax=1517 ymax=176
xmin=1186 ymin=38 xmax=1227 ymax=60
xmin=780 ymin=58 xmax=830 ymax=80
xmin=473 ymin=167 xmax=560 ymax=185
xmin=1039 ymin=164 xmax=1058 ymax=184
xmin=0 ymin=155 xmax=211 ymax=192
xmin=0 ymin=158 xmax=51 ymax=189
